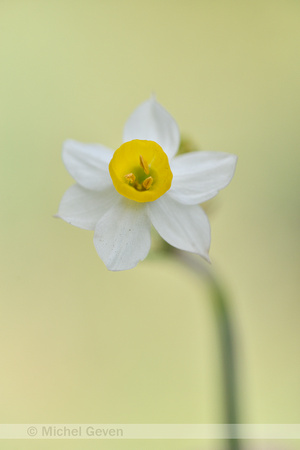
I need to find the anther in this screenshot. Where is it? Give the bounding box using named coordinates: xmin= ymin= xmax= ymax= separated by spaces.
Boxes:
xmin=124 ymin=173 xmax=136 ymax=183
xmin=139 ymin=155 xmax=149 ymax=175
xmin=142 ymin=176 xmax=153 ymax=190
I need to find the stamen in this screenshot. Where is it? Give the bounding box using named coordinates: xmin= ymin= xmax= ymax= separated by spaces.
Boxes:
xmin=124 ymin=173 xmax=136 ymax=183
xmin=139 ymin=155 xmax=149 ymax=175
xmin=142 ymin=176 xmax=153 ymax=190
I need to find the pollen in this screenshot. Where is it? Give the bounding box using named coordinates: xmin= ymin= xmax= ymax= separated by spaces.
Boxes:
xmin=142 ymin=176 xmax=153 ymax=190
xmin=139 ymin=155 xmax=149 ymax=174
xmin=124 ymin=173 xmax=136 ymax=183
xmin=109 ymin=139 xmax=173 ymax=203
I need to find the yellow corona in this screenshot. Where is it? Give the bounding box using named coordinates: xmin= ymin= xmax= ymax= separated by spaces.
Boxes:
xmin=109 ymin=140 xmax=173 ymax=202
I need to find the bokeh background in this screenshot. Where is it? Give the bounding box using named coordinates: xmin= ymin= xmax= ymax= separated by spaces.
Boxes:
xmin=1 ymin=1 xmax=299 ymax=449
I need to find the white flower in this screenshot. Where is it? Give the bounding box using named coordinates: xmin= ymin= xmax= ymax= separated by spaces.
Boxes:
xmin=57 ymin=97 xmax=237 ymax=271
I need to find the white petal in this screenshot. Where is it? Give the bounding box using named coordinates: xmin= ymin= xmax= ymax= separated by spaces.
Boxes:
xmin=57 ymin=184 xmax=119 ymax=230
xmin=62 ymin=139 xmax=113 ymax=190
xmin=169 ymin=151 xmax=238 ymax=205
xmin=123 ymin=97 xmax=180 ymax=160
xmin=147 ymin=194 xmax=211 ymax=261
xmin=94 ymin=199 xmax=151 ymax=271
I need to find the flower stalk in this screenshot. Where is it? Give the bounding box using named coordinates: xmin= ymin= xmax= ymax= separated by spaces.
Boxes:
xmin=172 ymin=249 xmax=240 ymax=450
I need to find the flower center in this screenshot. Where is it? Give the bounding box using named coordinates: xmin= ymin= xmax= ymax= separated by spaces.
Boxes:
xmin=109 ymin=140 xmax=173 ymax=203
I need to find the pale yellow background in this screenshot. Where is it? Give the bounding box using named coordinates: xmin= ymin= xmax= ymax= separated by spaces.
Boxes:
xmin=1 ymin=1 xmax=300 ymax=449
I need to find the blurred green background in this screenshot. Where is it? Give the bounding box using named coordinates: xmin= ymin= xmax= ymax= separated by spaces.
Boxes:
xmin=1 ymin=0 xmax=299 ymax=449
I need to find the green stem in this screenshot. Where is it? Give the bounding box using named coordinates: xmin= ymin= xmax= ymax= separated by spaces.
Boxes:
xmin=173 ymin=250 xmax=240 ymax=450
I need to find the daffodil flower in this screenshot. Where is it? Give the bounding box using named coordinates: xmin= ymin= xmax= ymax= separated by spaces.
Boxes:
xmin=57 ymin=97 xmax=237 ymax=271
